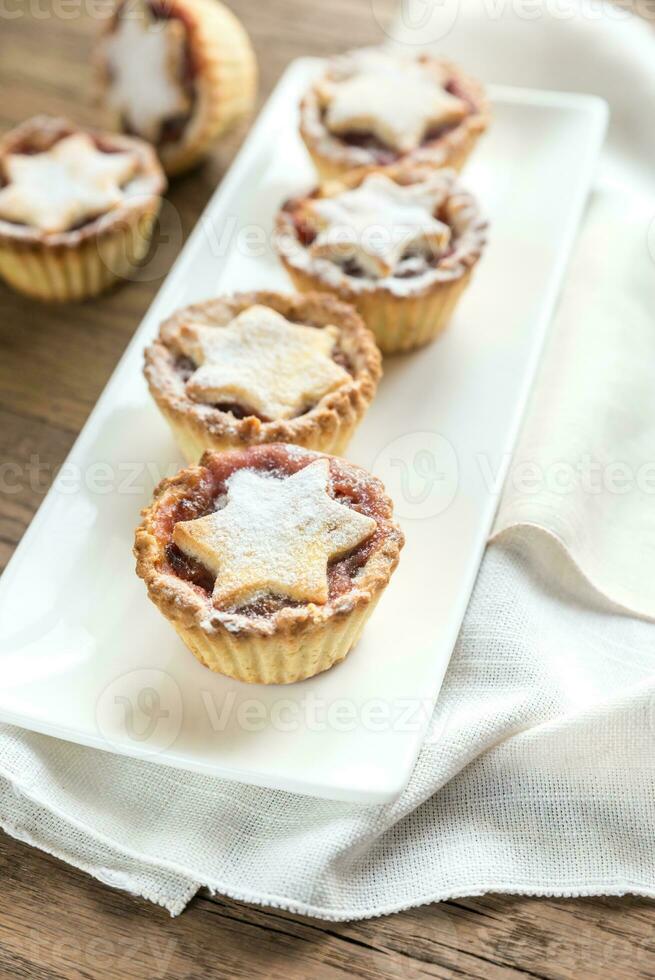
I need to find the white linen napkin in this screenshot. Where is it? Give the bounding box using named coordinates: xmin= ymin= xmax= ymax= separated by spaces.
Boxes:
xmin=1 ymin=0 xmax=654 ymax=917
xmin=492 ymin=189 xmax=655 ymax=619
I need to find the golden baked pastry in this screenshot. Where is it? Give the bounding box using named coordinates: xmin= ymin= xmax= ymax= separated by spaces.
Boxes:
xmin=135 ymin=444 xmax=404 ymax=683
xmin=0 ymin=115 xmax=165 ymax=301
xmin=96 ymin=0 xmax=257 ymax=175
xmin=300 ymin=47 xmax=489 ymax=181
xmin=276 ymin=164 xmax=486 ymax=353
xmin=144 ymin=290 xmax=381 ymax=461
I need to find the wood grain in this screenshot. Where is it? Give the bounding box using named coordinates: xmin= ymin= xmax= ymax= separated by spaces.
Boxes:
xmin=0 ymin=1 xmax=654 ymax=977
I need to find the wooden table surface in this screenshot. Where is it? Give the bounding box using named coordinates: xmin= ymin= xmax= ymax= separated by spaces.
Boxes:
xmin=1 ymin=1 xmax=654 ymax=977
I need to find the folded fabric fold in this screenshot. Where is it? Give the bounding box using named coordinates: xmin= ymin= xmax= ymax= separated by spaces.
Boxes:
xmin=1 ymin=531 xmax=654 ymax=918
xmin=492 ymin=190 xmax=655 ymax=621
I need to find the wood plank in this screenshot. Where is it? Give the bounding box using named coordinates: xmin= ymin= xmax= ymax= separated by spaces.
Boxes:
xmin=0 ymin=407 xmax=76 ymax=568
xmin=0 ymin=835 xmax=653 ymax=979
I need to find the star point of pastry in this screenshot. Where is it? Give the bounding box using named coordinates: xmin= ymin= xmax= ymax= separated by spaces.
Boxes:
xmin=103 ymin=0 xmax=191 ymax=143
xmin=177 ymin=305 xmax=350 ymax=420
xmin=304 ymin=173 xmax=452 ymax=279
xmin=0 ymin=133 xmax=138 ymax=234
xmin=324 ymin=55 xmax=468 ymax=154
xmin=173 ymin=458 xmax=377 ymax=608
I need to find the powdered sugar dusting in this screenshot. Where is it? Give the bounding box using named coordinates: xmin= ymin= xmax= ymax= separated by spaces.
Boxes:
xmin=305 ymin=172 xmax=452 ymax=279
xmin=176 ymin=305 xmax=350 ymax=418
xmin=277 ymin=170 xmax=486 ymax=298
xmin=102 ymin=0 xmax=191 ymax=143
xmin=0 ymin=134 xmax=138 ymax=234
xmin=173 ymin=459 xmax=377 ymax=610
xmin=322 ymin=48 xmax=467 ymax=154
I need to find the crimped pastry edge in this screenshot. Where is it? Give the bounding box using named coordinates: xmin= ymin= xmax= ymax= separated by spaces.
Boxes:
xmin=143 ymin=290 xmax=382 ymax=462
xmin=0 ymin=116 xmax=166 ymax=300
xmin=134 ymin=445 xmax=404 ymax=650
xmin=0 ymin=115 xmax=166 ymax=248
xmin=299 ymin=52 xmax=490 ymax=179
xmin=275 ymin=162 xmax=486 ymax=302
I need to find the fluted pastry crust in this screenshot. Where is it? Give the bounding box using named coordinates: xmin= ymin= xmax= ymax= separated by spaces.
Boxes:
xmin=275 ymin=164 xmax=486 ymax=354
xmin=300 ymin=50 xmax=489 ymax=182
xmin=0 ymin=116 xmax=166 ymax=301
xmin=134 ymin=444 xmax=404 ymax=683
xmin=144 ymin=290 xmax=382 ymax=462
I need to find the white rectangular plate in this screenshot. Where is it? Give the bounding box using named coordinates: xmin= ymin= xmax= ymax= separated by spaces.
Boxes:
xmin=0 ymin=60 xmax=607 ymax=803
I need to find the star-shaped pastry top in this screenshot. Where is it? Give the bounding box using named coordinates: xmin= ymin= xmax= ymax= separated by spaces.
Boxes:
xmin=303 ymin=173 xmax=452 ymax=279
xmin=176 ymin=305 xmax=350 ymax=420
xmin=103 ymin=0 xmax=191 ymax=143
xmin=173 ymin=458 xmax=377 ymax=608
xmin=0 ymin=133 xmax=138 ymax=234
xmin=323 ymin=51 xmax=467 ymax=154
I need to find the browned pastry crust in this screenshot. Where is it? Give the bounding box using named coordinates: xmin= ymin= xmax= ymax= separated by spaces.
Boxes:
xmin=144 ymin=290 xmax=382 ymax=462
xmin=97 ymin=0 xmax=258 ymax=176
xmin=275 ymin=163 xmax=487 ymax=354
xmin=300 ymin=53 xmax=490 ymax=182
xmin=134 ymin=444 xmax=404 ymax=683
xmin=0 ymin=116 xmax=166 ymax=301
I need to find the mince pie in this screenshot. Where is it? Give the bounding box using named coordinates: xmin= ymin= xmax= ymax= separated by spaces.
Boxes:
xmin=275 ymin=164 xmax=486 ymax=353
xmin=96 ymin=0 xmax=257 ymax=176
xmin=135 ymin=444 xmax=404 ymax=683
xmin=144 ymin=290 xmax=382 ymax=462
xmin=300 ymin=47 xmax=489 ymax=181
xmin=0 ymin=116 xmax=165 ymax=301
